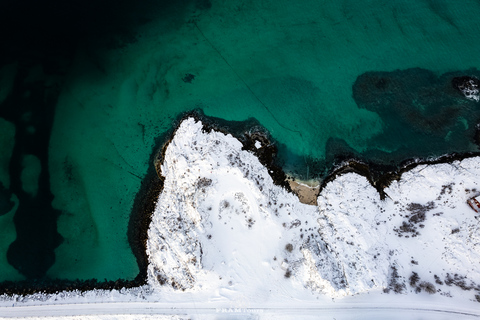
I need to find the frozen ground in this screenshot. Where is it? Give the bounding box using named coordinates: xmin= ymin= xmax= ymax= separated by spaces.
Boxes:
xmin=1 ymin=117 xmax=480 ymax=319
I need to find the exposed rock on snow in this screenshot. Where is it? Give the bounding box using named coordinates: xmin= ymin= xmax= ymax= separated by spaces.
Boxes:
xmin=147 ymin=117 xmax=480 ymax=301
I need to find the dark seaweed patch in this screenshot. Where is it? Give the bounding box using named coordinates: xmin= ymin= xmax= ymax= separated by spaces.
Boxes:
xmin=351 ymin=68 xmax=480 ymax=167
xmin=182 ymin=73 xmax=196 ymax=83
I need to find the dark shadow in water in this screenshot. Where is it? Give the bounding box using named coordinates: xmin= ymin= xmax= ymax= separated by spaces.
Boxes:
xmin=0 ymin=184 xmax=14 ymax=216
xmin=0 ymin=0 xmax=206 ymax=65
xmin=0 ymin=64 xmax=63 ymax=279
xmin=351 ymin=68 xmax=480 ymax=165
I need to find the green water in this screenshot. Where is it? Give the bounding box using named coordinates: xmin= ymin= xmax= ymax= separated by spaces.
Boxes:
xmin=3 ymin=0 xmax=480 ymax=282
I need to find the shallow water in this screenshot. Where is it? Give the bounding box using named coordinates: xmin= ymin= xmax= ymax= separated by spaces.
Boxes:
xmin=1 ymin=0 xmax=480 ymax=285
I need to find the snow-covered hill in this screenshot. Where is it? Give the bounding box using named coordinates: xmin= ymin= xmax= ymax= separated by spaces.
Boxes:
xmin=147 ymin=117 xmax=480 ymax=303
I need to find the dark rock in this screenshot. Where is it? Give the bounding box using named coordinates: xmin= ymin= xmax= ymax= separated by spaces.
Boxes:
xmin=452 ymin=76 xmax=480 ymax=101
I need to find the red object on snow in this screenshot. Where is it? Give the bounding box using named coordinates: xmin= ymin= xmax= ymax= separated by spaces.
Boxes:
xmin=467 ymin=196 xmax=480 ymax=212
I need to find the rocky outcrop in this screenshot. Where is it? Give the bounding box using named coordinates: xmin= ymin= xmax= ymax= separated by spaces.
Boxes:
xmin=452 ymin=76 xmax=480 ymax=102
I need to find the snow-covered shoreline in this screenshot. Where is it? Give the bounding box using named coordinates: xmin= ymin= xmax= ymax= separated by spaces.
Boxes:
xmin=146 ymin=117 xmax=480 ymax=300
xmin=1 ymin=116 xmax=480 ymax=318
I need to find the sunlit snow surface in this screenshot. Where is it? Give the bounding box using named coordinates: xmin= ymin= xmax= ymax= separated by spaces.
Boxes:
xmin=147 ymin=117 xmax=480 ymax=301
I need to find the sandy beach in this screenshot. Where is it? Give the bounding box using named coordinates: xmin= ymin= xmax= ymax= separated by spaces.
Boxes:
xmin=286 ymin=177 xmax=320 ymax=205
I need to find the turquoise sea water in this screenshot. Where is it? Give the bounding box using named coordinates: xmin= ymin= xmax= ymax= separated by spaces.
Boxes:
xmin=2 ymin=0 xmax=480 ymax=285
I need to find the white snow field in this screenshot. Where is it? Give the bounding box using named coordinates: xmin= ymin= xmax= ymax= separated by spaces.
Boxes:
xmin=1 ymin=117 xmax=480 ymax=319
